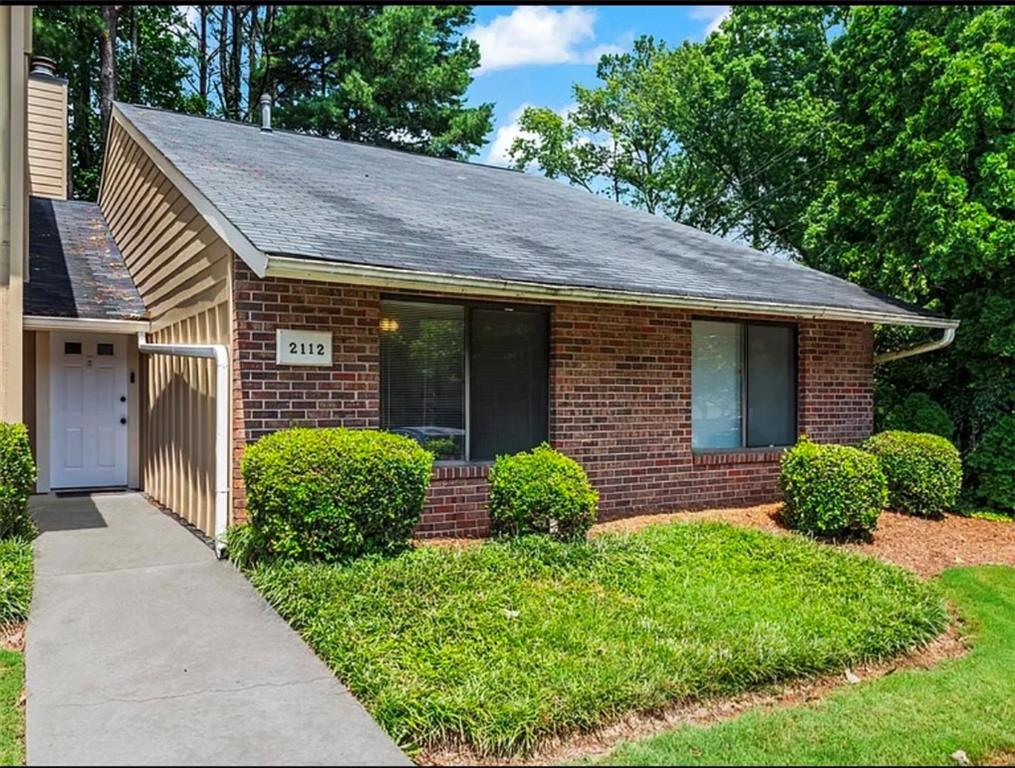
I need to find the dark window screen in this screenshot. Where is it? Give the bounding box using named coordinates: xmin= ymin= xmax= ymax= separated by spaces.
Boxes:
xmin=468 ymin=308 xmax=549 ymax=461
xmin=746 ymin=324 xmax=797 ymax=447
xmin=379 ymin=300 xmax=465 ymax=460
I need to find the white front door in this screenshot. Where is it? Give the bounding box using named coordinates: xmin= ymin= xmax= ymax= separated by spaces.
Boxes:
xmin=50 ymin=332 xmax=129 ymax=489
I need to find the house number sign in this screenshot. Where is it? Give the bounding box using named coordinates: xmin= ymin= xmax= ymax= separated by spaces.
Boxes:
xmin=276 ymin=329 xmax=332 ymax=366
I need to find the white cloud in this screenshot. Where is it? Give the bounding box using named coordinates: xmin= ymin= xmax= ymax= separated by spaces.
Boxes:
xmin=484 ymin=102 xmax=583 ymax=167
xmin=689 ymin=5 xmax=731 ymax=36
xmin=469 ymin=6 xmax=625 ymax=73
xmin=484 ymin=104 xmax=535 ymax=166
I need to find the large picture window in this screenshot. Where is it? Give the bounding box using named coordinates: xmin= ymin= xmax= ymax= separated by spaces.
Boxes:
xmin=691 ymin=319 xmax=797 ymax=450
xmin=380 ymin=298 xmax=549 ymax=462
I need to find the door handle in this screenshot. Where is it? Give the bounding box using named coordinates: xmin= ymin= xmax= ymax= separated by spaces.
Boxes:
xmin=120 ymin=395 xmax=126 ymax=403
xmin=120 ymin=417 xmax=127 ymax=425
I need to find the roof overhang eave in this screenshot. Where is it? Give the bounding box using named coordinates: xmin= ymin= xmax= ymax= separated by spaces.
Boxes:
xmin=264 ymin=255 xmax=960 ymax=330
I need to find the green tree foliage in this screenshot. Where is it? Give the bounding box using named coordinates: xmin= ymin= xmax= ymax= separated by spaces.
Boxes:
xmin=33 ymin=5 xmax=196 ymax=200
xmin=516 ymin=5 xmax=1013 ymax=476
xmin=511 ymin=6 xmax=841 ymax=251
xmin=261 ymin=5 xmax=492 ymax=159
xmin=803 ymin=5 xmax=1015 ymax=453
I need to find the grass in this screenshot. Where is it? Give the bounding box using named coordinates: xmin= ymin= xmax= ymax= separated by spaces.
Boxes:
xmin=0 ymin=539 xmax=31 ymax=766
xmin=0 ymin=539 xmax=33 ymax=630
xmin=601 ymin=565 xmax=1015 ymax=765
xmin=249 ymin=522 xmax=946 ymax=757
xmin=0 ymin=651 xmax=24 ymax=765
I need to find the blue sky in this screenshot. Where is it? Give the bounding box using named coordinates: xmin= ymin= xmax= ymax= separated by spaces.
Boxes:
xmin=464 ymin=5 xmax=730 ymax=164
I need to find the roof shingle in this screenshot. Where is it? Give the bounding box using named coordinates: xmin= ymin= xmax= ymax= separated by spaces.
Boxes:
xmin=26 ymin=197 xmax=147 ymax=321
xmin=116 ymin=103 xmax=946 ymax=326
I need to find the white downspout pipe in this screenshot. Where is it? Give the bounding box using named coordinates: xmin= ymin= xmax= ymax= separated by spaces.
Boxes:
xmin=137 ymin=332 xmax=230 ymax=559
xmin=873 ymin=326 xmax=957 ymax=365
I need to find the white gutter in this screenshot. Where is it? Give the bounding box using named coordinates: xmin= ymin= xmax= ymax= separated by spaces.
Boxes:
xmin=23 ymin=316 xmax=151 ymax=333
xmin=874 ymin=326 xmax=956 ymax=364
xmin=137 ymin=332 xmax=230 ymax=558
xmin=266 ymin=255 xmax=961 ymax=331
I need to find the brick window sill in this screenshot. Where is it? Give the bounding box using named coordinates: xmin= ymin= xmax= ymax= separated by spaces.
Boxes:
xmin=692 ymin=448 xmax=787 ymax=466
xmin=432 ymin=462 xmax=492 ymax=481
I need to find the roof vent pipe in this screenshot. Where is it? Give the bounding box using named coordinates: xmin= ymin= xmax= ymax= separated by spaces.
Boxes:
xmin=260 ymin=93 xmax=272 ymax=133
xmin=30 ymin=56 xmax=58 ymax=78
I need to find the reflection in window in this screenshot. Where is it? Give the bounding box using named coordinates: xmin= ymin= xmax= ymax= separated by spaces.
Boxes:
xmin=379 ymin=299 xmax=549 ymax=462
xmin=692 ymin=320 xmax=797 ymax=449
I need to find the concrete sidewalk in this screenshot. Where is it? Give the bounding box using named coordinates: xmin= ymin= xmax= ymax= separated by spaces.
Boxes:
xmin=26 ymin=492 xmax=408 ymax=766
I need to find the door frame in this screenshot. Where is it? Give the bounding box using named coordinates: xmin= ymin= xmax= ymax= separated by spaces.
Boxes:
xmin=30 ymin=325 xmax=142 ymax=493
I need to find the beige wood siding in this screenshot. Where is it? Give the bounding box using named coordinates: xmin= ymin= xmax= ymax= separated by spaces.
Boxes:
xmin=26 ymin=74 xmax=67 ymax=199
xmin=99 ymin=119 xmax=232 ymax=536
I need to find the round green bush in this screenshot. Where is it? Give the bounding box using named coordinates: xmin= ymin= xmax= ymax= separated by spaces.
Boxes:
xmin=780 ymin=437 xmax=886 ymax=537
xmin=863 ymin=431 xmax=962 ymax=518
xmin=883 ymin=393 xmax=955 ymax=441
xmin=967 ymin=414 xmax=1015 ymax=512
xmin=239 ymin=428 xmax=433 ymax=563
xmin=0 ymin=422 xmax=37 ymax=541
xmin=488 ymin=443 xmax=598 ymax=541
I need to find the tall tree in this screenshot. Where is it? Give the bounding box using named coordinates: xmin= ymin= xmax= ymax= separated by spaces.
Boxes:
xmin=261 ymin=5 xmax=492 ymax=158
xmin=512 ymin=7 xmax=841 ymax=252
xmin=802 ymin=5 xmax=1015 ymax=450
xmin=34 ymin=4 xmax=197 ymax=200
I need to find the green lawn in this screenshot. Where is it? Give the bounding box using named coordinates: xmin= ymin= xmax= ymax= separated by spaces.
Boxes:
xmin=0 ymin=650 xmax=23 ymax=765
xmin=0 ymin=538 xmax=32 ymax=766
xmin=250 ymin=523 xmax=946 ymax=757
xmin=601 ymin=565 xmax=1015 ymax=766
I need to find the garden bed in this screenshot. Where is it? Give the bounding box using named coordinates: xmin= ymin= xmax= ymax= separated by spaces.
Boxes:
xmin=593 ymin=504 xmax=1015 ymax=577
xmin=0 ymin=538 xmax=32 ymax=766
xmin=250 ymin=522 xmax=946 ymax=759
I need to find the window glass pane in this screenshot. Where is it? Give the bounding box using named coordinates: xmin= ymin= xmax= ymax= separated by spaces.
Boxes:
xmin=469 ymin=308 xmax=549 ymax=461
xmin=380 ymin=300 xmax=465 ymax=460
xmin=97 ymin=343 xmax=114 ymax=356
xmin=64 ymin=342 xmax=82 ymax=355
xmin=746 ymin=324 xmax=796 ymax=447
xmin=692 ymin=320 xmax=743 ymax=449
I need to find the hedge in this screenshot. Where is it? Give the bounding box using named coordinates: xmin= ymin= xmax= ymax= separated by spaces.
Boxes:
xmin=883 ymin=393 xmax=955 ymax=441
xmin=488 ymin=443 xmax=598 ymax=541
xmin=863 ymin=431 xmax=962 ymax=518
xmin=780 ymin=437 xmax=886 ymax=537
xmin=238 ymin=428 xmax=433 ymax=564
xmin=967 ymin=414 xmax=1015 ymax=513
xmin=0 ymin=423 xmax=36 ymax=541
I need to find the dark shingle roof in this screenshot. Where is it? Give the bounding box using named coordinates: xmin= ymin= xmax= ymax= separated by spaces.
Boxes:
xmin=116 ymin=103 xmax=948 ymax=326
xmin=26 ymin=197 xmax=146 ymax=321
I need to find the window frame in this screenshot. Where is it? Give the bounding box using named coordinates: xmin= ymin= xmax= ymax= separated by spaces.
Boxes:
xmin=379 ymin=294 xmax=551 ymax=464
xmin=691 ymin=317 xmax=799 ymax=452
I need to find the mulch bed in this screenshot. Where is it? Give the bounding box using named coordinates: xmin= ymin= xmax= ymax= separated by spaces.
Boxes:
xmin=592 ymin=504 xmax=1015 ymax=578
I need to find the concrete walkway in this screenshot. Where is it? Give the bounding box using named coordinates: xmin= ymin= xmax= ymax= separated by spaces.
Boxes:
xmin=26 ymin=492 xmax=408 ymax=766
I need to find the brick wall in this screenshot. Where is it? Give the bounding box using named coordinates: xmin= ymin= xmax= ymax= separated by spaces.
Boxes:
xmin=231 ymin=259 xmax=874 ymax=536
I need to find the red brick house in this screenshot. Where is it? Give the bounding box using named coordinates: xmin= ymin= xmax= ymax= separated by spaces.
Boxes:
xmin=19 ymin=99 xmax=958 ymax=550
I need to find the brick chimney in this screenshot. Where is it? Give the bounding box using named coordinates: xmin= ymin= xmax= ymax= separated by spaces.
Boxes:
xmin=27 ymin=56 xmax=68 ymax=200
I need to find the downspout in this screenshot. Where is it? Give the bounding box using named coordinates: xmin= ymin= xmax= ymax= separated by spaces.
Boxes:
xmin=873 ymin=326 xmax=957 ymax=364
xmin=137 ymin=333 xmax=230 ymax=559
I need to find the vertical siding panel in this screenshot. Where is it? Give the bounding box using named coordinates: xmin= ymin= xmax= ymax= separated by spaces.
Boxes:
xmin=99 ymin=121 xmax=232 ymax=537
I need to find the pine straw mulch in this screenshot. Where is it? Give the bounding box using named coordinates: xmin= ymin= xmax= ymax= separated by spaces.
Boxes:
xmin=0 ymin=625 xmax=24 ymax=653
xmin=592 ymin=504 xmax=1015 ymax=578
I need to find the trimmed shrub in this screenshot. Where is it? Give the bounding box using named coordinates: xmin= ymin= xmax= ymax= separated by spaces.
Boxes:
xmin=488 ymin=443 xmax=598 ymax=541
xmin=240 ymin=428 xmax=433 ymax=563
xmin=968 ymin=414 xmax=1015 ymax=512
xmin=0 ymin=538 xmax=33 ymax=629
xmin=0 ymin=423 xmax=37 ymax=541
xmin=883 ymin=393 xmax=955 ymax=441
xmin=863 ymin=431 xmax=962 ymax=518
xmin=780 ymin=437 xmax=886 ymax=537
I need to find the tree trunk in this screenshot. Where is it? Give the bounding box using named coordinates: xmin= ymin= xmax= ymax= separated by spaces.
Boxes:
xmin=99 ymin=5 xmax=123 ymax=143
xmin=198 ymin=5 xmax=208 ymax=108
